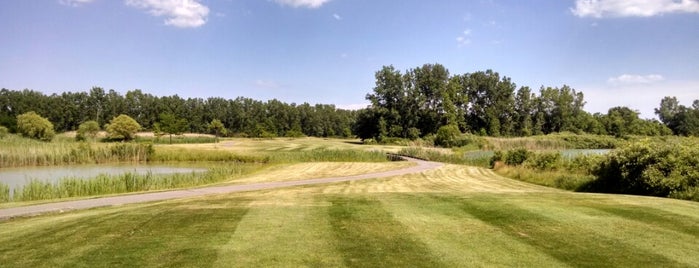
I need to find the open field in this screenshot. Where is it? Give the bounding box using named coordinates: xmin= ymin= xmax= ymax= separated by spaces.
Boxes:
xmin=1 ymin=163 xmax=697 ymax=267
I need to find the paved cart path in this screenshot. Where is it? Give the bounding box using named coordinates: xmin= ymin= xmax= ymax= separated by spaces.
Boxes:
xmin=0 ymin=157 xmax=442 ymax=220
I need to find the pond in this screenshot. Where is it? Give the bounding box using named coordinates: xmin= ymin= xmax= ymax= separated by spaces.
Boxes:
xmin=0 ymin=164 xmax=207 ymax=193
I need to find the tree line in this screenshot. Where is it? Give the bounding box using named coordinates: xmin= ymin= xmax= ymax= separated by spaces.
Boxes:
xmin=354 ymin=64 xmax=696 ymax=141
xmin=0 ymin=88 xmax=355 ymax=138
xmin=2 ymin=63 xmax=697 ymax=141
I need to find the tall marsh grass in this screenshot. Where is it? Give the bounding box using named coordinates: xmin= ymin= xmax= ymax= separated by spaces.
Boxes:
xmin=0 ymin=183 xmax=9 ymax=202
xmin=152 ymin=147 xmax=270 ymax=163
xmin=483 ymin=133 xmax=621 ymax=150
xmin=6 ymin=163 xmax=261 ymax=202
xmin=397 ymin=147 xmax=491 ymax=167
xmin=0 ymin=135 xmax=153 ymax=167
xmin=268 ymin=149 xmax=389 ymax=163
xmin=135 ymin=135 xmax=217 ymax=144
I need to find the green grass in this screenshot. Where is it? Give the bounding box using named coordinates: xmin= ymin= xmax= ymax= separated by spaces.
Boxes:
xmin=6 ymin=163 xmax=262 ymax=202
xmin=135 ymin=135 xmax=217 ymax=144
xmin=1 ymin=164 xmax=698 ymax=267
xmin=0 ymin=135 xmax=153 ymax=167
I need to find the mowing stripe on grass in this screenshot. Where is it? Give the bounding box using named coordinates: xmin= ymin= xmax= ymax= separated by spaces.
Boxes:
xmin=327 ymin=196 xmax=444 ymax=268
xmin=213 ymin=196 xmax=344 ymax=267
xmin=0 ymin=198 xmax=252 ymax=268
xmin=438 ymin=195 xmax=685 ymax=268
xmin=378 ymin=193 xmax=568 ymax=267
xmin=586 ymin=205 xmax=699 ymax=237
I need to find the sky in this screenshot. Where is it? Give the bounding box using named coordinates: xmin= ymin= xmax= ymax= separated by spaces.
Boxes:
xmin=1 ymin=0 xmax=698 ymax=119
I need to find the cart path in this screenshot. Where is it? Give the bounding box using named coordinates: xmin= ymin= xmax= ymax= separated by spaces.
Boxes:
xmin=0 ymin=157 xmax=442 ymax=220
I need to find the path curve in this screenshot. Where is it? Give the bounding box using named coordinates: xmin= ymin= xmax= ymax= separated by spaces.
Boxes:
xmin=0 ymin=157 xmax=442 ymax=220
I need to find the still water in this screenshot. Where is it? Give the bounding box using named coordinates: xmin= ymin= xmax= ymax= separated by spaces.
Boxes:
xmin=0 ymin=164 xmax=207 ymax=191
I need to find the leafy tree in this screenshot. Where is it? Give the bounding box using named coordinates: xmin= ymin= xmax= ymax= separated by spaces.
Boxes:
xmin=76 ymin=120 xmax=100 ymax=141
xmin=158 ymin=113 xmax=188 ymax=144
xmin=208 ymin=119 xmax=228 ymax=142
xmin=16 ymin=111 xmax=55 ymax=141
xmin=655 ymin=96 xmax=680 ymax=125
xmin=105 ymin=114 xmax=141 ymax=141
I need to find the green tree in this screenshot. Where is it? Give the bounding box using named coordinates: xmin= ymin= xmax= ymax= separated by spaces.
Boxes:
xmin=208 ymin=119 xmax=228 ymax=142
xmin=76 ymin=120 xmax=100 ymax=141
xmin=158 ymin=113 xmax=188 ymax=144
xmin=16 ymin=111 xmax=55 ymax=141
xmin=105 ymin=114 xmax=141 ymax=141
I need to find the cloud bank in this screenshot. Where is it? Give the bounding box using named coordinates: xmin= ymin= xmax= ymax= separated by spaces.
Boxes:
xmin=275 ymin=0 xmax=331 ymax=9
xmin=572 ymin=0 xmax=699 ymax=18
xmin=125 ymin=0 xmax=209 ymax=28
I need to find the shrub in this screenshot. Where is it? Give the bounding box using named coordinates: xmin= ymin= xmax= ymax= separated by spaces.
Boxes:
xmin=585 ymin=139 xmax=699 ymax=199
xmin=435 ymin=124 xmax=461 ymax=147
xmin=525 ymin=151 xmax=561 ymax=171
xmin=505 ymin=148 xmax=530 ymax=166
xmin=490 ymin=150 xmax=504 ymax=168
xmin=0 ymin=126 xmax=8 ymax=139
xmin=76 ymin=120 xmax=100 ymax=141
xmin=105 ymin=114 xmax=141 ymax=141
xmin=16 ymin=111 xmax=55 ymax=141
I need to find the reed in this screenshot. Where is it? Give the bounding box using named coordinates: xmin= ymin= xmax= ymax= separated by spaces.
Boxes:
xmin=0 ymin=183 xmax=9 ymax=203
xmin=8 ymin=163 xmax=261 ymax=202
xmin=397 ymin=147 xmax=490 ymax=167
xmin=135 ymin=135 xmax=217 ymax=144
xmin=0 ymin=135 xmax=153 ymax=167
xmin=152 ymin=147 xmax=270 ymax=163
xmin=268 ymin=148 xmax=389 ymax=163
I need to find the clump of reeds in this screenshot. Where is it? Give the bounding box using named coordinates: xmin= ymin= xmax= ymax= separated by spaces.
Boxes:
xmin=0 ymin=135 xmax=153 ymax=167
xmin=268 ymin=148 xmax=389 ymax=163
xmin=6 ymin=163 xmax=261 ymax=202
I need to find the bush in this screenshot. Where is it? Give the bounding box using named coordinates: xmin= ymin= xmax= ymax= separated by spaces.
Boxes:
xmin=524 ymin=151 xmax=561 ymax=171
xmin=435 ymin=124 xmax=461 ymax=147
xmin=490 ymin=150 xmax=503 ymax=168
xmin=505 ymin=148 xmax=530 ymax=166
xmin=76 ymin=120 xmax=100 ymax=141
xmin=105 ymin=114 xmax=141 ymax=141
xmin=16 ymin=111 xmax=55 ymax=141
xmin=0 ymin=126 xmax=8 ymax=139
xmin=585 ymin=139 xmax=699 ymax=199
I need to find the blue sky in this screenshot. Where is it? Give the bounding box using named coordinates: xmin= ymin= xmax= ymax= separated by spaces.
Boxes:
xmin=1 ymin=0 xmax=698 ymax=118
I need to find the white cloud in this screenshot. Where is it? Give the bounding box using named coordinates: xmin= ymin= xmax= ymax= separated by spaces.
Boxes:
xmin=333 ymin=13 xmax=342 ymax=20
xmin=608 ymin=74 xmax=665 ymax=84
xmin=456 ymin=29 xmax=472 ymax=47
xmin=125 ymin=0 xmax=209 ymax=28
xmin=254 ymin=79 xmax=280 ymax=89
xmin=275 ymin=0 xmax=331 ymax=9
xmin=571 ymin=0 xmax=699 ymax=18
xmin=59 ymin=0 xmax=94 ymax=7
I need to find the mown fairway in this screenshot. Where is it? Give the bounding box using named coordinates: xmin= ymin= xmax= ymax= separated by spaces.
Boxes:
xmin=1 ymin=163 xmax=698 ymax=267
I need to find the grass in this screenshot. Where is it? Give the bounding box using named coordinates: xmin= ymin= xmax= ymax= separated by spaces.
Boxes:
xmin=2 ymin=163 xmax=698 ymax=267
xmin=493 ymin=164 xmax=596 ymax=191
xmin=5 ymin=163 xmax=262 ymax=202
xmin=0 ymin=135 xmax=153 ymax=167
xmin=135 ymin=135 xmax=217 ymax=144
